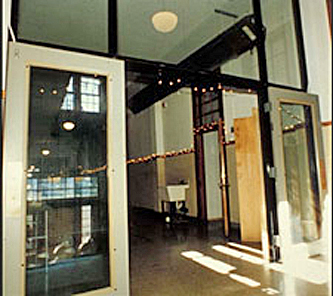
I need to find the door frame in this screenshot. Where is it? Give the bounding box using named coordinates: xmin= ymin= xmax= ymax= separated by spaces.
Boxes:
xmin=2 ymin=42 xmax=129 ymax=296
xmin=268 ymin=86 xmax=327 ymax=261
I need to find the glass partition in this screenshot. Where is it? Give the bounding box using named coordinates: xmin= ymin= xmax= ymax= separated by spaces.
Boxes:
xmin=262 ymin=0 xmax=302 ymax=88
xmin=26 ymin=67 xmax=110 ymax=295
xmin=221 ymin=48 xmax=259 ymax=80
xmin=17 ymin=0 xmax=109 ymax=52
xmin=118 ymin=0 xmax=253 ymax=64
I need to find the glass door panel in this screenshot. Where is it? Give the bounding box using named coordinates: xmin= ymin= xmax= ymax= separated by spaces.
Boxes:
xmin=269 ymin=87 xmax=327 ymax=260
xmin=280 ymin=103 xmax=321 ymax=243
xmin=26 ymin=67 xmax=109 ymax=295
xmin=3 ymin=42 xmax=128 ymax=296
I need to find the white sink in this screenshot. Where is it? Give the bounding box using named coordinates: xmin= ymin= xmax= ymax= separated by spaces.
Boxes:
xmin=165 ymin=184 xmax=189 ymax=202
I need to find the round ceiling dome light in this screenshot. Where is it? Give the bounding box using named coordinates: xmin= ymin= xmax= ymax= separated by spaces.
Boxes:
xmin=152 ymin=11 xmax=178 ymax=33
xmin=62 ymin=121 xmax=76 ymax=131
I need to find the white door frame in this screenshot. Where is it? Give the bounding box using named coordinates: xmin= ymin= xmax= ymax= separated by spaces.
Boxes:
xmin=268 ymin=86 xmax=327 ymax=262
xmin=2 ymin=42 xmax=129 ymax=296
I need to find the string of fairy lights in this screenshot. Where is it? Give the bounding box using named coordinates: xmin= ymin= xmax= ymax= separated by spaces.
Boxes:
xmin=127 ymin=147 xmax=195 ymax=165
xmin=280 ymin=106 xmax=306 ymax=132
xmin=193 ymin=120 xmax=220 ymax=134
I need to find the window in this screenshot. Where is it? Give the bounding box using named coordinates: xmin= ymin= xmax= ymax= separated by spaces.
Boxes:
xmin=80 ymin=77 xmax=101 ymax=113
xmin=61 ymin=76 xmax=75 ymax=111
xmin=26 ymin=176 xmax=99 ymax=201
xmin=60 ymin=75 xmax=101 ymax=113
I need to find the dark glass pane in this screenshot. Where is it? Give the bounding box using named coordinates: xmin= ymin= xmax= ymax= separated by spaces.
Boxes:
xmin=18 ymin=0 xmax=108 ymax=52
xmin=26 ymin=67 xmax=109 ymax=295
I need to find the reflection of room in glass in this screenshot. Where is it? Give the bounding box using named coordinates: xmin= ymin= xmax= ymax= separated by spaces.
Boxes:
xmin=280 ymin=103 xmax=321 ymax=243
xmin=26 ymin=67 xmax=109 ymax=296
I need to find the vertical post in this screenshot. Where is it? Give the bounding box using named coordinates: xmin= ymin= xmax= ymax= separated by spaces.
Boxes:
xmin=252 ymin=0 xmax=280 ymax=261
xmin=0 ymin=93 xmax=3 ymax=296
xmin=45 ymin=209 xmax=49 ymax=294
xmin=217 ymin=89 xmax=231 ymax=238
xmin=192 ymin=88 xmax=207 ymax=221
xmin=109 ymin=0 xmax=118 ymax=56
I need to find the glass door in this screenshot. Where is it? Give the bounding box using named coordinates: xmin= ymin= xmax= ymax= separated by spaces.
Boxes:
xmin=3 ymin=42 xmax=129 ymax=296
xmin=268 ymin=87 xmax=327 ymax=261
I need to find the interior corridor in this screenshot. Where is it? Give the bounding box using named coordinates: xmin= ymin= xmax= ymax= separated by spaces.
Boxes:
xmin=129 ymin=208 xmax=330 ymax=296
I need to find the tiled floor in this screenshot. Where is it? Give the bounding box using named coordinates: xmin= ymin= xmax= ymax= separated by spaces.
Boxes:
xmin=129 ymin=208 xmax=330 ymax=296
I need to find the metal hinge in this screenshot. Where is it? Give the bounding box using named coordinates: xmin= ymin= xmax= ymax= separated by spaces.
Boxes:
xmin=273 ymin=235 xmax=281 ymax=247
xmin=267 ymin=166 xmax=277 ymax=178
xmin=264 ymin=102 xmax=272 ymax=113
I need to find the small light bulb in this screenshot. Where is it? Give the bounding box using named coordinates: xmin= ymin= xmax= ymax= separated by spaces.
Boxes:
xmin=52 ymin=89 xmax=58 ymax=95
xmin=194 ymin=87 xmax=198 ymax=91
xmin=169 ymin=81 xmax=174 ymax=86
xmin=210 ymin=87 xmax=214 ymax=91
xmin=217 ymin=84 xmax=222 ymax=90
xmin=62 ymin=121 xmax=76 ymax=131
xmin=177 ymin=78 xmax=181 ymax=83
xmin=202 ymin=88 xmax=206 ymax=93
xmin=158 ymin=80 xmax=163 ymax=85
xmin=39 ymin=88 xmax=45 ymax=94
xmin=41 ymin=149 xmax=50 ymax=156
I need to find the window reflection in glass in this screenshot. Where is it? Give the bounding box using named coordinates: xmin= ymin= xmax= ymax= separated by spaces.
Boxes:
xmin=26 ymin=67 xmax=109 ymax=296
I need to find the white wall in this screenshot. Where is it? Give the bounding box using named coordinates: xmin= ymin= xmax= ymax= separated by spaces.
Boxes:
xmin=127 ymin=88 xmax=197 ymax=216
xmin=203 ymin=132 xmax=222 ymax=220
xmin=127 ymin=107 xmax=159 ymax=210
xmin=299 ymin=0 xmax=332 ymax=122
xmin=161 ymin=88 xmax=197 ymax=216
xmin=162 ymin=89 xmax=194 ymax=152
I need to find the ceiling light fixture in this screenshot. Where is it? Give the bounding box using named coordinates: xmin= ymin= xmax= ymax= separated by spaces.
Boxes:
xmin=41 ymin=149 xmax=51 ymax=156
xmin=62 ymin=121 xmax=76 ymax=131
xmin=152 ymin=11 xmax=178 ymax=33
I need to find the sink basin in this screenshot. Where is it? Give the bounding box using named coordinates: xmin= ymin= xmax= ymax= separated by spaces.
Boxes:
xmin=165 ymin=185 xmax=189 ymax=202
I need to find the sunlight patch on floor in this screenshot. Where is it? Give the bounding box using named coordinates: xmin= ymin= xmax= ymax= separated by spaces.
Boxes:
xmin=212 ymin=245 xmax=264 ymax=265
xmin=192 ymin=256 xmax=237 ymax=275
xmin=227 ymin=242 xmax=263 ymax=256
xmin=229 ymin=273 xmax=261 ymax=287
xmin=180 ymin=251 xmax=204 ymax=259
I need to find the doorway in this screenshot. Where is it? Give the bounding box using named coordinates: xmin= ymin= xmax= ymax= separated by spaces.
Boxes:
xmin=194 ymin=85 xmax=268 ymax=254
